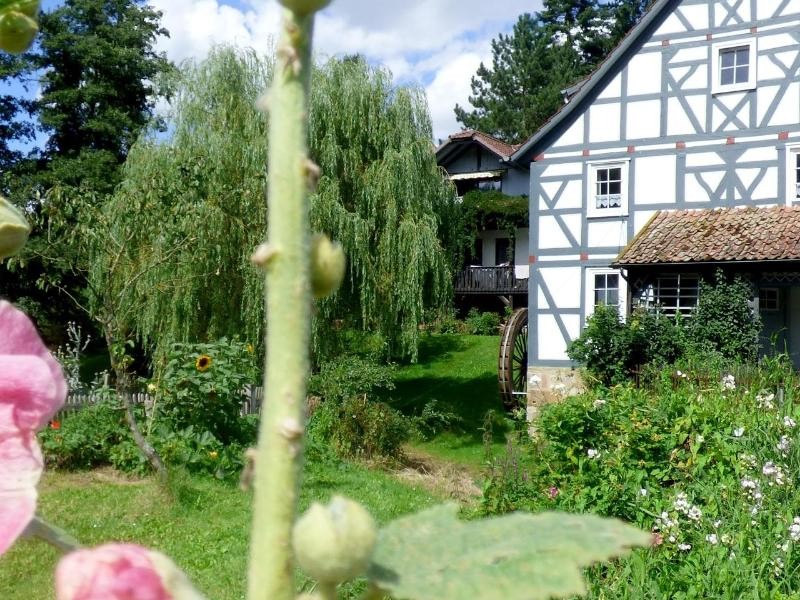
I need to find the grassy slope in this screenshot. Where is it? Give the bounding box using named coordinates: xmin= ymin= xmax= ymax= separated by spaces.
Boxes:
xmin=0 ymin=462 xmax=436 ymax=600
xmin=387 ymin=334 xmax=511 ymax=469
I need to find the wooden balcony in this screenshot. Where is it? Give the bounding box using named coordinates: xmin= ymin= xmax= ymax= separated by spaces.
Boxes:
xmin=454 ymin=266 xmax=528 ymax=295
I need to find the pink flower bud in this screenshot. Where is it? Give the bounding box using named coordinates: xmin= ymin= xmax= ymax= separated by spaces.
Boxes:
xmin=56 ymin=543 xmax=205 ymax=600
xmin=0 ymin=300 xmax=67 ymax=555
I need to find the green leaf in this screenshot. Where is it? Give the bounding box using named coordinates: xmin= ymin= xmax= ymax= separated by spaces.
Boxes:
xmin=367 ymin=504 xmax=650 ymax=600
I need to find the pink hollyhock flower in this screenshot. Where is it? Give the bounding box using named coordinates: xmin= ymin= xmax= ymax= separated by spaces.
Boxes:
xmin=0 ymin=299 xmax=67 ymax=555
xmin=56 ymin=543 xmax=206 ymax=600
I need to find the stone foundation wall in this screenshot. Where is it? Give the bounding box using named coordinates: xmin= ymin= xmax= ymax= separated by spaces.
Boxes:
xmin=526 ymin=367 xmax=585 ymax=433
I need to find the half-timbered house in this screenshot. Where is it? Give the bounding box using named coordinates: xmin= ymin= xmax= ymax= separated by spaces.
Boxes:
xmin=511 ymin=0 xmax=800 ymax=400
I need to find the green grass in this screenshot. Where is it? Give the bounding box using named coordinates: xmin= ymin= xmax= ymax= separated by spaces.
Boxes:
xmin=387 ymin=334 xmax=512 ymax=468
xmin=0 ymin=459 xmax=436 ymax=600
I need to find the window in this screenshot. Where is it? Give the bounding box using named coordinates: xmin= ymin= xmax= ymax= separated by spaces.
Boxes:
xmin=759 ymin=288 xmax=780 ymax=312
xmin=634 ymin=274 xmax=700 ymax=316
xmin=477 ymin=179 xmax=502 ymax=192
xmin=712 ymin=40 xmax=757 ymax=94
xmin=786 ymin=146 xmax=800 ymax=204
xmin=585 ymin=268 xmax=627 ymax=318
xmin=588 ymin=161 xmax=628 ymax=217
xmin=495 ymin=237 xmax=511 ymax=265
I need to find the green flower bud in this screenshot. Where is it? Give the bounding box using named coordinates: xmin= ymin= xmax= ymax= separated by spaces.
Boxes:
xmin=292 ymin=496 xmax=377 ymax=584
xmin=0 ymin=3 xmax=39 ymax=55
xmin=309 ymin=234 xmax=345 ymax=299
xmin=276 ymin=0 xmax=331 ymax=16
xmin=0 ymin=196 xmax=30 ymax=260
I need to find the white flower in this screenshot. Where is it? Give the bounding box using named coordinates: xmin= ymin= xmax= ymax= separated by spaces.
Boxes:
xmin=762 ymin=461 xmax=787 ymax=486
xmin=592 ymin=398 xmax=606 ymax=409
xmin=529 ymin=374 xmax=542 ymax=386
xmin=733 ymin=427 xmax=745 ymax=438
xmin=722 ymin=374 xmax=736 ymax=391
xmin=639 ymin=488 xmax=648 ymax=497
xmin=687 ymin=506 xmax=702 ymax=521
xmin=706 ymin=533 xmax=719 ymax=545
xmin=713 ymin=520 xmax=722 ymax=529
xmin=741 ymin=478 xmax=757 ymax=490
xmin=676 ymin=370 xmax=687 ymax=379
xmin=777 ymin=435 xmax=791 ymax=456
xmin=668 ymin=535 xmax=676 ymax=543
xmin=756 ymin=390 xmax=776 ymax=409
xmin=677 ymin=543 xmax=692 ymax=551
xmin=587 ymin=448 xmax=600 ymax=459
xmin=783 ymin=415 xmax=796 ymax=429
xmin=721 ymin=533 xmax=731 ymax=545
xmin=552 ymin=382 xmax=566 ymax=394
xmin=790 ymin=518 xmax=800 ymax=542
xmin=673 ymin=492 xmax=690 ymax=513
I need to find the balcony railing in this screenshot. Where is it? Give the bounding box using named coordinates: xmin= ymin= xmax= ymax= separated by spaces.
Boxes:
xmin=454 ymin=266 xmax=528 ymax=294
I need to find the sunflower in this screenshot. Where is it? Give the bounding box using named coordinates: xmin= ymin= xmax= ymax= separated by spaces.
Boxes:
xmin=195 ymin=354 xmax=212 ymax=372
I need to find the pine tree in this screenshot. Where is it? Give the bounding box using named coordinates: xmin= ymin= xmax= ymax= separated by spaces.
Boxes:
xmin=454 ymin=0 xmax=652 ymax=143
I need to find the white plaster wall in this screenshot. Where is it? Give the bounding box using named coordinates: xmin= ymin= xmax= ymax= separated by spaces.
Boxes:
xmin=589 ymin=104 xmax=621 ymax=143
xmin=634 ymin=156 xmax=676 ymax=204
xmin=537 ymin=314 xmax=580 ymax=361
xmin=542 ymin=163 xmax=582 ymax=177
xmin=587 ymin=220 xmax=628 ymax=249
xmin=758 ymin=0 xmax=800 ymax=20
xmin=759 ymin=83 xmax=800 ymax=127
xmin=627 ymin=53 xmax=662 ymax=96
xmin=634 ymin=209 xmax=658 ymax=233
xmin=515 ymin=229 xmax=529 ymax=279
xmin=540 ymin=179 xmax=582 ymax=210
xmin=552 ymin=115 xmax=584 ymax=148
xmin=626 ymin=100 xmax=661 ymax=139
xmin=538 ymin=214 xmax=580 ymax=250
xmin=684 ymin=170 xmax=724 ymax=203
xmin=597 ymin=73 xmax=622 ymax=100
xmin=715 ymin=1 xmax=750 ymax=27
xmin=667 ymin=97 xmax=699 ymax=137
xmin=540 ymin=267 xmax=582 ymax=309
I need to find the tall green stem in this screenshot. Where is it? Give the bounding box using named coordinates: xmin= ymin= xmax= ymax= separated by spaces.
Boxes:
xmin=247 ymin=7 xmax=315 ymax=600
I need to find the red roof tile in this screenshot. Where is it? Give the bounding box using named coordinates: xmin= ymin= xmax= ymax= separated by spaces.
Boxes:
xmin=615 ymin=206 xmax=800 ymax=266
xmin=440 ymin=129 xmax=518 ymax=159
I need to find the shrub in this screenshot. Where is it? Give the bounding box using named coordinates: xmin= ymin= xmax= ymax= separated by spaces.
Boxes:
xmin=39 ymin=391 xmax=134 ymax=470
xmin=153 ymin=338 xmax=258 ymax=444
xmin=410 ymin=400 xmax=463 ymax=440
xmin=482 ymin=360 xmax=800 ymax=597
xmin=465 ymin=308 xmax=501 ymax=335
xmin=308 ymin=395 xmax=410 ymax=462
xmin=687 ymin=270 xmax=761 ymax=362
xmin=308 ymin=355 xmax=395 ymax=404
xmin=566 ymin=303 xmax=630 ymax=386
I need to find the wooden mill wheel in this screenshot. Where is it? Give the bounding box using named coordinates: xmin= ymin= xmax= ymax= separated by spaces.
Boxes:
xmin=498 ymin=307 xmax=528 ymax=411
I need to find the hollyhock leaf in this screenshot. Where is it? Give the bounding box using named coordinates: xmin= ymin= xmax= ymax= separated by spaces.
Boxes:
xmin=367 ymin=505 xmax=650 ymax=600
xmin=56 ymin=543 xmax=207 ymax=600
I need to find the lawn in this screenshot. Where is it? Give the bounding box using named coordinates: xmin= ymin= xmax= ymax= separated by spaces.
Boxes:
xmin=387 ymin=334 xmax=513 ymax=469
xmin=0 ymin=460 xmax=437 ymax=599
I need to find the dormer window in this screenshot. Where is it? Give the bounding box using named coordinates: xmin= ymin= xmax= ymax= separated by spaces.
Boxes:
xmin=712 ymin=40 xmax=757 ymax=94
xmin=587 ymin=160 xmax=628 ymax=218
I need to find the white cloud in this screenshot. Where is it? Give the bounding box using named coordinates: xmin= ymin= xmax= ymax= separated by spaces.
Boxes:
xmin=150 ymin=0 xmax=542 ymax=139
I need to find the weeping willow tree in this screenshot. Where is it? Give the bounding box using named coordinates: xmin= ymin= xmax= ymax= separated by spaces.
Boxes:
xmin=92 ymin=46 xmax=459 ymax=365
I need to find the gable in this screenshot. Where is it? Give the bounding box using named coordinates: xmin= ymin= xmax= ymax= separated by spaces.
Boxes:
xmin=513 ymin=0 xmax=800 ymax=162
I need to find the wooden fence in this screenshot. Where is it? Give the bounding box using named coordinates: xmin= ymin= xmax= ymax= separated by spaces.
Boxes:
xmin=58 ymin=385 xmax=265 ymax=418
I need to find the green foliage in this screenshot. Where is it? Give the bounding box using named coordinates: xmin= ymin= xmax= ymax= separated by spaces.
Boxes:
xmin=154 ymin=426 xmax=247 ymax=480
xmin=153 ymin=338 xmax=258 ymax=444
xmin=368 ymin=503 xmax=649 ymax=600
xmin=461 ymin=189 xmax=528 ymax=230
xmin=687 ymin=271 xmax=761 ymax=362
xmin=33 ymin=0 xmax=172 ymax=193
xmin=95 ymin=48 xmax=458 ymax=366
xmin=455 ymin=1 xmax=648 ymax=142
xmin=569 ymin=273 xmax=759 ymax=385
xmin=465 ymin=308 xmax=501 ymax=336
xmin=308 ymin=355 xmax=395 ymax=404
xmin=410 ymin=400 xmax=463 ymax=441
xmin=481 ymin=361 xmax=800 ymax=597
xmin=39 ymin=392 xmax=134 ymax=471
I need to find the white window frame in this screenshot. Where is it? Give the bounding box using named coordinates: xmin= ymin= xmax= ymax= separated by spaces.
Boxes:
xmin=711 ymin=39 xmax=757 ymax=95
xmin=585 ymin=268 xmax=627 ymax=320
xmin=786 ymin=144 xmax=800 ymax=205
xmin=587 ymin=159 xmax=629 ymax=218
xmin=634 ymin=274 xmax=700 ymax=317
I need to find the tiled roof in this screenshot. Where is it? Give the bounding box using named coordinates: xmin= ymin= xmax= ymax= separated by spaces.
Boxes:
xmin=441 ymin=129 xmax=519 ymax=159
xmin=615 ymin=206 xmax=800 ymax=266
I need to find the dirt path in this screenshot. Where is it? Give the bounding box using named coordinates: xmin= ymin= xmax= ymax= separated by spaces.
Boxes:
xmin=393 ymin=446 xmax=483 ymax=505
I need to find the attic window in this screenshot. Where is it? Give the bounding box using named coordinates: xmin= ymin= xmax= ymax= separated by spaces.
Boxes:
xmin=712 ymin=40 xmax=757 ymax=94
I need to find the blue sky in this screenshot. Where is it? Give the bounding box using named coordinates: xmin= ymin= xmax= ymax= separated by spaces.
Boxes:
xmin=23 ymin=1 xmax=544 ymax=143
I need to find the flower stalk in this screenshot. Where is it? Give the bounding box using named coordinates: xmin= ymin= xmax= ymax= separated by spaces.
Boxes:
xmin=246 ymin=5 xmax=317 ymax=600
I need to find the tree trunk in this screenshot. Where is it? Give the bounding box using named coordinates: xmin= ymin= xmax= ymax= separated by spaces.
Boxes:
xmin=103 ymin=323 xmax=167 ymax=481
